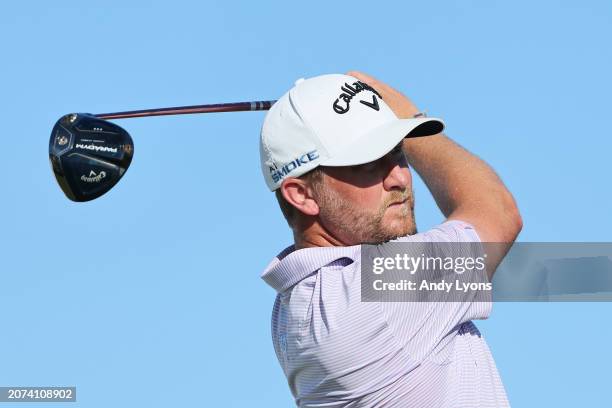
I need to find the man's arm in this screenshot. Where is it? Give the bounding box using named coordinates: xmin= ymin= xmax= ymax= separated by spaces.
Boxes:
xmin=348 ymin=71 xmax=522 ymax=274
xmin=401 ymin=134 xmax=522 ymax=241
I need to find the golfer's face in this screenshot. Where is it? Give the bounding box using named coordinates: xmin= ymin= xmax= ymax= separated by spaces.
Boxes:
xmin=319 ymin=143 xmax=416 ymax=244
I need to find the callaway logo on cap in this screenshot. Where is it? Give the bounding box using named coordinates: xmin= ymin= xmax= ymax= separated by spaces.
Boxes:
xmin=259 ymin=74 xmax=444 ymax=191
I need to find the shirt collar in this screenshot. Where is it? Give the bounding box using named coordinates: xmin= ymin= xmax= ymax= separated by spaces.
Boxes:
xmin=261 ymin=244 xmax=359 ymax=293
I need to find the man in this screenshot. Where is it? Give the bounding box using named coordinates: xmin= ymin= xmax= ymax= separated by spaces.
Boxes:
xmin=259 ymin=72 xmax=522 ymax=407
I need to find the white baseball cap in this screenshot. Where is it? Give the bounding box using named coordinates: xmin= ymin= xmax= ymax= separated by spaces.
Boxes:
xmin=259 ymin=74 xmax=444 ymax=191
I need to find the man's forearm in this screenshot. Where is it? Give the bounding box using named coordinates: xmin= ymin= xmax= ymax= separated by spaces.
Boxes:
xmin=402 ymin=133 xmax=521 ymax=241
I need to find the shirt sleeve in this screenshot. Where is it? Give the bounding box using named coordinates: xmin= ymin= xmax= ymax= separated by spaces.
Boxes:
xmin=393 ymin=219 xmax=483 ymax=244
xmin=378 ymin=220 xmax=492 ymax=363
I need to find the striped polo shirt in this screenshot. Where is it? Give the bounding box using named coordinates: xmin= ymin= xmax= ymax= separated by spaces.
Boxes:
xmin=261 ymin=220 xmax=510 ymax=407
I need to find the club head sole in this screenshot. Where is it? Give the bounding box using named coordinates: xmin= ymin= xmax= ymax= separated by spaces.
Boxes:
xmin=49 ymin=113 xmax=134 ymax=202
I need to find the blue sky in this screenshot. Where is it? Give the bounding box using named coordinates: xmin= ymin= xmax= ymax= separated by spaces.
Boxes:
xmin=1 ymin=0 xmax=610 ymax=406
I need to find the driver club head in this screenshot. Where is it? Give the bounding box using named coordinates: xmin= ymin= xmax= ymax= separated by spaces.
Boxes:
xmin=49 ymin=113 xmax=134 ymax=202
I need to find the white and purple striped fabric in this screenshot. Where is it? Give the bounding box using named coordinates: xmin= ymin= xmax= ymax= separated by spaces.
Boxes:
xmin=261 ymin=220 xmax=510 ymax=407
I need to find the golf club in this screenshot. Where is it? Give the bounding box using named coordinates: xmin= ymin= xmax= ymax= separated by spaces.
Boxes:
xmin=49 ymin=100 xmax=276 ymax=202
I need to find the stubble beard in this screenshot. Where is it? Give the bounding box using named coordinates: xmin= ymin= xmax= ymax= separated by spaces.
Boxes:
xmin=315 ymin=188 xmax=417 ymax=245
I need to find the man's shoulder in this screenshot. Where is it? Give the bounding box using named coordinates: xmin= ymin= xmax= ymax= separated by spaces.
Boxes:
xmin=261 ymin=244 xmax=360 ymax=293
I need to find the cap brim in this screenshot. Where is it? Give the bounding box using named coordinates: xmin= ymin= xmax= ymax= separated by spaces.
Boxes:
xmin=320 ymin=117 xmax=444 ymax=167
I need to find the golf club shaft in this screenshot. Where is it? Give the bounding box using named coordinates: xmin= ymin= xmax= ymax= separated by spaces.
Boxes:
xmin=95 ymin=100 xmax=276 ymax=120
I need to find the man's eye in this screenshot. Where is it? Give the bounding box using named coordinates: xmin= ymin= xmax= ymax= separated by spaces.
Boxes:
xmin=392 ymin=147 xmax=407 ymax=162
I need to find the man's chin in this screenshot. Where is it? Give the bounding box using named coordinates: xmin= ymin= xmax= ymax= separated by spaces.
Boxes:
xmin=387 ymin=226 xmax=416 ymax=241
xmin=385 ymin=214 xmax=416 ymax=237
xmin=366 ymin=223 xmax=415 ymax=244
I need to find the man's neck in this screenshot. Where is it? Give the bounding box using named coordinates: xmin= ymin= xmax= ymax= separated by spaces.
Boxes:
xmin=293 ymin=223 xmax=347 ymax=249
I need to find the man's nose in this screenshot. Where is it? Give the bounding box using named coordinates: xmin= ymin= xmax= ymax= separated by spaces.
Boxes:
xmin=383 ymin=156 xmax=411 ymax=191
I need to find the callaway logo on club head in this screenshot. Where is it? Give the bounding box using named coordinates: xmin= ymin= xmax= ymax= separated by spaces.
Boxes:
xmin=333 ymin=81 xmax=382 ymax=114
xmin=75 ymin=143 xmax=118 ymax=153
xmin=81 ymin=170 xmax=107 ymax=183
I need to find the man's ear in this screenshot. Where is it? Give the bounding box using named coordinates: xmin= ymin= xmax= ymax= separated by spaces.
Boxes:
xmin=280 ymin=178 xmax=320 ymax=217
